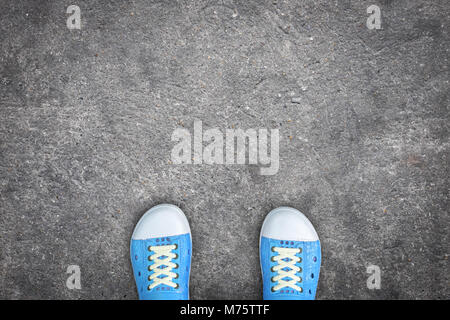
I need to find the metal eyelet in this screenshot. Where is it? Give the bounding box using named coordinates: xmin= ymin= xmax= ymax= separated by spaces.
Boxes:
xmin=174 ymin=244 xmax=178 ymax=249
xmin=298 ymin=267 xmax=302 ymax=273
xmin=147 ymin=285 xmax=151 ymax=291
xmin=271 ymin=247 xmax=276 ymax=252
xmin=271 ymin=256 xmax=276 ymax=262
xmin=148 ymin=246 xmax=152 ymax=251
xmin=299 ymin=287 xmax=303 ymax=293
xmin=148 ymin=266 xmax=152 ymax=271
xmin=298 ymin=257 xmax=302 ymax=263
xmin=271 ymin=276 xmax=276 ymax=283
xmin=174 ymin=254 xmax=178 ymax=259
xmin=174 ymin=263 xmax=179 ymax=269
xmin=271 ymin=287 xmax=276 ymax=292
xmin=298 ymin=248 xmax=302 ymax=253
xmin=148 ymin=275 xmax=152 ymax=281
xmin=174 ymin=273 xmax=179 ymax=279
xmin=271 ymin=266 xmax=276 ymax=272
xmin=148 ymin=256 xmax=152 ymax=261
xmin=298 ymin=277 xmax=302 ymax=283
xmin=174 ymin=283 xmax=179 ymax=289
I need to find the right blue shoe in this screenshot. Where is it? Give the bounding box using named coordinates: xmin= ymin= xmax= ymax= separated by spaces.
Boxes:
xmin=260 ymin=207 xmax=321 ymax=300
xmin=130 ymin=204 xmax=192 ymax=300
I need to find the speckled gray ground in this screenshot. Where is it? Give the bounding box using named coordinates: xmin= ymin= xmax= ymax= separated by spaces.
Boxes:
xmin=0 ymin=0 xmax=449 ymax=300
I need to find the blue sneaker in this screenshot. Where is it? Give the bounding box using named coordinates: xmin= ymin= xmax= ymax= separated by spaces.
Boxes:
xmin=130 ymin=204 xmax=192 ymax=300
xmin=260 ymin=207 xmax=321 ymax=300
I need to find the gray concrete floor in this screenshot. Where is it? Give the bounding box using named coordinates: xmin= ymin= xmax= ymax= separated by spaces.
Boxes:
xmin=0 ymin=0 xmax=449 ymax=299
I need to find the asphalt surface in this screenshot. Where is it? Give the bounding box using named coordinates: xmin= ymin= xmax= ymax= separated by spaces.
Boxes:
xmin=0 ymin=0 xmax=449 ymax=299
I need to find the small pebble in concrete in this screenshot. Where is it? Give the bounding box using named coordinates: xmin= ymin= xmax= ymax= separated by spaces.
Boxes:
xmin=291 ymin=97 xmax=302 ymax=104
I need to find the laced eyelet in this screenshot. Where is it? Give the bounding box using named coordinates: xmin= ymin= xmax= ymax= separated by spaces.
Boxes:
xmin=174 ymin=244 xmax=178 ymax=249
xmin=271 ymin=276 xmax=276 ymax=283
xmin=299 ymin=287 xmax=303 ymax=293
xmin=271 ymin=266 xmax=276 ymax=272
xmin=174 ymin=253 xmax=178 ymax=259
xmin=271 ymin=256 xmax=276 ymax=262
xmin=298 ymin=248 xmax=302 ymax=253
xmin=298 ymin=277 xmax=302 ymax=283
xmin=147 ymin=285 xmax=151 ymax=291
xmin=298 ymin=267 xmax=302 ymax=273
xmin=298 ymin=257 xmax=302 ymax=263
xmin=174 ymin=263 xmax=179 ymax=269
xmin=174 ymin=273 xmax=179 ymax=279
xmin=148 ymin=266 xmax=152 ymax=271
xmin=148 ymin=275 xmax=152 ymax=281
xmin=148 ymin=256 xmax=152 ymax=261
xmin=148 ymin=246 xmax=152 ymax=251
xmin=174 ymin=283 xmax=179 ymax=289
xmin=271 ymin=287 xmax=276 ymax=292
xmin=271 ymin=247 xmax=276 ymax=252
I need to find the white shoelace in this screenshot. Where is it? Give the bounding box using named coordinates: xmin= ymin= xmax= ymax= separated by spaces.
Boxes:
xmin=148 ymin=244 xmax=178 ymax=290
xmin=271 ymin=247 xmax=302 ymax=292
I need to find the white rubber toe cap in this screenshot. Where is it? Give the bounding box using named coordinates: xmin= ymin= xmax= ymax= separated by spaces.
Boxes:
xmin=131 ymin=204 xmax=191 ymax=240
xmin=260 ymin=207 xmax=319 ymax=241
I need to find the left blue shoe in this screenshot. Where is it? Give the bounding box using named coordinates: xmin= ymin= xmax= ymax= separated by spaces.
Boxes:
xmin=130 ymin=204 xmax=192 ymax=300
xmin=260 ymin=207 xmax=321 ymax=300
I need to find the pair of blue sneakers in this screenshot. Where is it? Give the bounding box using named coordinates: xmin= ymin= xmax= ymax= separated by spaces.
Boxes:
xmin=130 ymin=204 xmax=321 ymax=300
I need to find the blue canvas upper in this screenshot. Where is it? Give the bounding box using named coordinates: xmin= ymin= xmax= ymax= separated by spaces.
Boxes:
xmin=260 ymin=236 xmax=321 ymax=300
xmin=130 ymin=233 xmax=191 ymax=300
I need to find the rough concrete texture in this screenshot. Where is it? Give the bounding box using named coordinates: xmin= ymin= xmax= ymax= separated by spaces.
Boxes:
xmin=0 ymin=0 xmax=449 ymax=299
